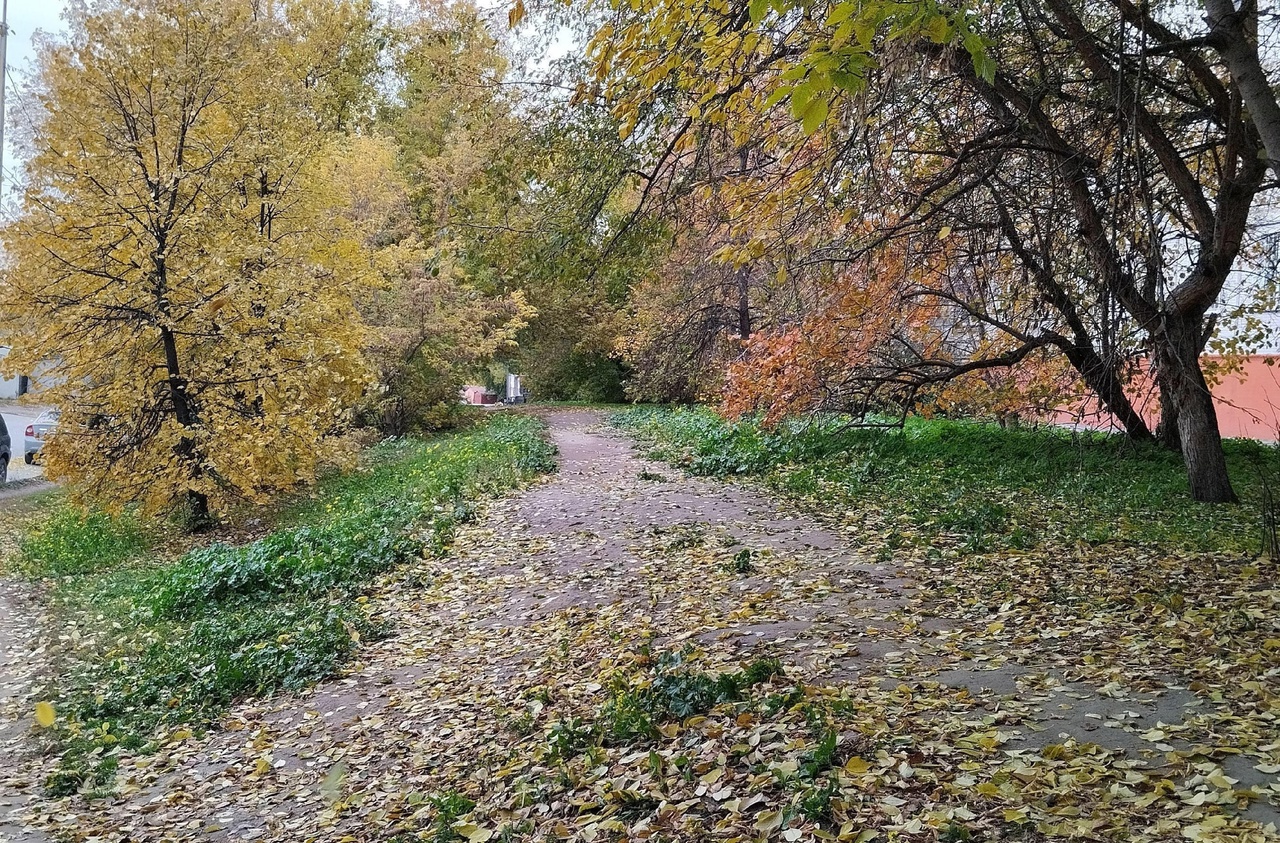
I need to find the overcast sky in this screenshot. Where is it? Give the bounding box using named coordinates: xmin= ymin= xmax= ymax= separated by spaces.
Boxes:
xmin=4 ymin=0 xmax=69 ymax=199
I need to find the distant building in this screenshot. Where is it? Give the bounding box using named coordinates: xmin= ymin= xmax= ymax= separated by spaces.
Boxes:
xmin=460 ymin=385 xmax=497 ymax=405
xmin=1048 ymin=354 xmax=1280 ymax=442
xmin=0 ymin=348 xmax=29 ymax=399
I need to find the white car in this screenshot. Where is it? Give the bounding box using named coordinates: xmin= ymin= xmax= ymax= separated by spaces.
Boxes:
xmin=24 ymin=409 xmax=59 ymax=464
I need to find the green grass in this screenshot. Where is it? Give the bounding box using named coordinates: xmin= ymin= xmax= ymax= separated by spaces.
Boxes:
xmin=613 ymin=406 xmax=1280 ymax=555
xmin=16 ymin=505 xmax=151 ymax=577
xmin=22 ymin=415 xmax=555 ymax=796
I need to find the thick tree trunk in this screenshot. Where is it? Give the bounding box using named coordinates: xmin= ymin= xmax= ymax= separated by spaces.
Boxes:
xmin=1154 ymin=318 xmax=1237 ymax=502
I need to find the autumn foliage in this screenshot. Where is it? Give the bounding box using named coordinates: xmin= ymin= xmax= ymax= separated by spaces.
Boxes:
xmin=0 ymin=0 xmax=376 ymax=518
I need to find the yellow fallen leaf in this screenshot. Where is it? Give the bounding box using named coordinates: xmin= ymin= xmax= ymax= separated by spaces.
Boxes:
xmin=34 ymin=702 xmax=55 ymax=728
xmin=1004 ymin=807 xmax=1029 ymax=822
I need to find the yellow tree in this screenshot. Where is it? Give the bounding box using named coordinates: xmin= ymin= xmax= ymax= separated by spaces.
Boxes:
xmin=331 ymin=134 xmax=535 ymax=433
xmin=0 ymin=0 xmax=375 ymax=521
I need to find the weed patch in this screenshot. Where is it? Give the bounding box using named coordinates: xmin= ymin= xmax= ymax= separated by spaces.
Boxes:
xmin=599 ymin=650 xmax=784 ymax=744
xmin=17 ymin=506 xmax=150 ymax=577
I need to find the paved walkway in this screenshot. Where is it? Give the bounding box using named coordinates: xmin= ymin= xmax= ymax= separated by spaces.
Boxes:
xmin=0 ymin=581 xmax=53 ymax=843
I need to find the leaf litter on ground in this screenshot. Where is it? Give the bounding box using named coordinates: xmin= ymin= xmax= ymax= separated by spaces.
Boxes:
xmin=2 ymin=408 xmax=1277 ymax=842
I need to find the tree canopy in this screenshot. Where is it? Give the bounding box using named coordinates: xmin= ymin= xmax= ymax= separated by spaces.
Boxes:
xmin=3 ymin=0 xmax=1279 ymax=509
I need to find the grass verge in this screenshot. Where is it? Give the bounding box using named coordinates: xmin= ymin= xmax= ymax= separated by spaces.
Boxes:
xmin=17 ymin=414 xmax=555 ymax=796
xmin=613 ymin=406 xmax=1280 ymax=555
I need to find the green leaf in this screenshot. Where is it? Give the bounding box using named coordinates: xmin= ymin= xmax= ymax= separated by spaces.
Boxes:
xmin=853 ymin=18 xmax=876 ymax=46
xmin=801 ymin=96 xmax=830 ymax=135
xmin=749 ymin=0 xmax=770 ymax=25
xmin=763 ymin=85 xmax=794 ymax=109
xmin=825 ymin=2 xmax=857 ymax=27
xmin=831 ymin=69 xmax=862 ymax=91
xmin=972 ymin=50 xmax=997 ymax=83
xmin=790 ymin=82 xmax=816 ymax=120
xmin=923 ymin=13 xmax=950 ymax=43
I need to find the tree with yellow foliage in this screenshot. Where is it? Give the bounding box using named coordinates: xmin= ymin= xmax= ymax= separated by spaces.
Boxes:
xmin=0 ymin=0 xmax=376 ymax=522
xmin=330 ymin=133 xmax=535 ymax=433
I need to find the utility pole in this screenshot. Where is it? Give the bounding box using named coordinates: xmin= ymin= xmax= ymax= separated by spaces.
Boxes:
xmin=0 ymin=0 xmax=8 ymax=201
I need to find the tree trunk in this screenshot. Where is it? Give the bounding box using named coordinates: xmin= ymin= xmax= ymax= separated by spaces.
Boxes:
xmin=1062 ymin=345 xmax=1153 ymax=441
xmin=1203 ymin=0 xmax=1280 ymax=179
xmin=159 ymin=320 xmax=210 ymax=524
xmin=186 ymin=490 xmax=212 ymax=529
xmin=1155 ymin=377 xmax=1182 ymax=452
xmin=1154 ymin=317 xmax=1237 ymax=502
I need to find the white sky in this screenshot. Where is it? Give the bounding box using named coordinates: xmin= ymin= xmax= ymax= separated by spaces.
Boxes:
xmin=3 ymin=0 xmax=69 ymax=200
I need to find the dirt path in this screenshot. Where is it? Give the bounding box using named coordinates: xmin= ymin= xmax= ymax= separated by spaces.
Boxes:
xmin=0 ymin=580 xmax=54 ymax=843
xmin=4 ymin=410 xmax=1277 ymax=839
xmin=0 ymin=481 xmax=53 ymax=503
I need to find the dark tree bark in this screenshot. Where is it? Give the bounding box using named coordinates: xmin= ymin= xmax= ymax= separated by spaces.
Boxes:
xmin=1061 ymin=344 xmax=1153 ymax=441
xmin=1155 ymin=315 xmax=1237 ymax=501
xmin=735 ymin=265 xmax=752 ymax=339
xmin=1203 ymin=0 xmax=1280 ymax=179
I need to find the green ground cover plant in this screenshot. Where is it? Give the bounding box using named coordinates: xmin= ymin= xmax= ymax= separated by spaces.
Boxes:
xmin=18 ymin=414 xmax=555 ymax=795
xmin=614 ymin=406 xmax=1280 ymax=555
xmin=16 ymin=505 xmax=151 ymax=578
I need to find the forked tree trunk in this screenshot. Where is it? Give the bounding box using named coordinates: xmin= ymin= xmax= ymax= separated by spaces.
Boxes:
xmin=1154 ymin=317 xmax=1237 ymax=503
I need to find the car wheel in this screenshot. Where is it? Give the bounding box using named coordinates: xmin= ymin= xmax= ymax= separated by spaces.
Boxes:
xmin=0 ymin=456 xmax=8 ymax=484
xmin=24 ymin=452 xmax=34 ymax=465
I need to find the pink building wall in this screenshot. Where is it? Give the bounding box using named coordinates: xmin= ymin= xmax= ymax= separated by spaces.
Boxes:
xmin=1048 ymin=355 xmax=1280 ymax=442
xmin=1200 ymin=356 xmax=1280 ymax=441
xmin=461 ymin=385 xmax=496 ymax=406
